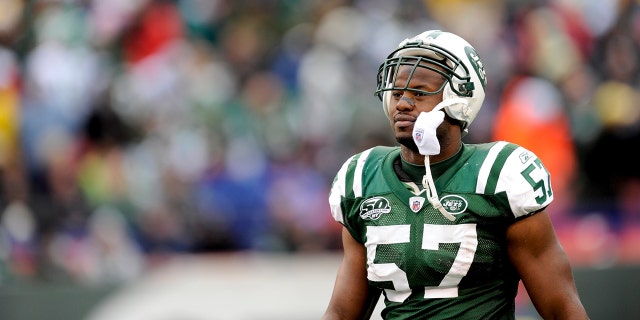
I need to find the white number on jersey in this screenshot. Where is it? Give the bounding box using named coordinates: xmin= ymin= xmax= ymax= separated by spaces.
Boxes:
xmin=365 ymin=224 xmax=478 ymax=302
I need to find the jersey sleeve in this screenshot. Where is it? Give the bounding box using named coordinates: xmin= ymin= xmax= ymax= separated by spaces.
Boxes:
xmin=476 ymin=141 xmax=554 ymax=218
xmin=328 ymin=147 xmax=375 ymax=224
xmin=328 ymin=154 xmax=355 ymax=225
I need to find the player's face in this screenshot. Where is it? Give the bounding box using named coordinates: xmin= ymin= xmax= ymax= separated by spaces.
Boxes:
xmin=387 ymin=62 xmax=447 ymax=150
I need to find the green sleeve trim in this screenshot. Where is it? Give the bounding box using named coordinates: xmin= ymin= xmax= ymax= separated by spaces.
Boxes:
xmin=483 ymin=143 xmax=518 ymax=194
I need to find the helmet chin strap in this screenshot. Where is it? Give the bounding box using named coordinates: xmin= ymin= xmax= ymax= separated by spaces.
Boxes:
xmin=414 ymin=100 xmax=464 ymax=222
xmin=422 ymin=155 xmax=455 ymax=221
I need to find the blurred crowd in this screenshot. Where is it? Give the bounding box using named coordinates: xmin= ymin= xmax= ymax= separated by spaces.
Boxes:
xmin=0 ymin=0 xmax=639 ymax=285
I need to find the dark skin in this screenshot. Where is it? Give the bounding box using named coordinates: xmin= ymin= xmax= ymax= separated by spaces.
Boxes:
xmin=322 ymin=64 xmax=589 ymax=319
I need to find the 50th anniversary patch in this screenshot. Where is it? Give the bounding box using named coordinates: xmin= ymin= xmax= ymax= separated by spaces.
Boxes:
xmin=359 ymin=197 xmax=391 ymax=220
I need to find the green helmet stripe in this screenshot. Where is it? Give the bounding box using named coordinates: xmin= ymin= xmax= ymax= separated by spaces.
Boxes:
xmin=464 ymin=46 xmax=487 ymax=91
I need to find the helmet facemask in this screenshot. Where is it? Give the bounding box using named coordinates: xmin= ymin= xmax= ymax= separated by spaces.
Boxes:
xmin=375 ymin=42 xmax=475 ymax=102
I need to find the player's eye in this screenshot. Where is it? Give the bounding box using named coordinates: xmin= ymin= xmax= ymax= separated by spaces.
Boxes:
xmin=414 ymin=91 xmax=428 ymax=97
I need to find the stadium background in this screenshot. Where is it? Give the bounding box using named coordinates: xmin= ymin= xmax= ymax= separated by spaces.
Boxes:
xmin=0 ymin=0 xmax=639 ymax=319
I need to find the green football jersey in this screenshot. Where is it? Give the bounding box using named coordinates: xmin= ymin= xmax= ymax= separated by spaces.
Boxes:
xmin=328 ymin=141 xmax=554 ymax=320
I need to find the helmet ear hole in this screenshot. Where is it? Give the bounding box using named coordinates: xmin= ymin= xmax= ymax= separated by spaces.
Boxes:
xmin=458 ymin=83 xmax=474 ymax=96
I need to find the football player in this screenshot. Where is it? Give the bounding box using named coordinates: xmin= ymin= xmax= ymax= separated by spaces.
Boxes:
xmin=322 ymin=30 xmax=588 ymax=320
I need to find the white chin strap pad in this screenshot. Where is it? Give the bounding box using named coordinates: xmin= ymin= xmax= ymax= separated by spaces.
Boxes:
xmin=412 ymin=110 xmax=444 ymax=156
xmin=410 ymin=97 xmax=470 ymax=157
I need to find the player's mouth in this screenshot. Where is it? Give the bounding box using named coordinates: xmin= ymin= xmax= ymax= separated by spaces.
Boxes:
xmin=393 ymin=114 xmax=416 ymax=129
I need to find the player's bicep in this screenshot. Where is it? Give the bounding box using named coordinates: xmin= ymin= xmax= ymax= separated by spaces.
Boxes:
xmin=506 ymin=211 xmax=581 ymax=319
xmin=322 ymin=228 xmax=380 ymax=320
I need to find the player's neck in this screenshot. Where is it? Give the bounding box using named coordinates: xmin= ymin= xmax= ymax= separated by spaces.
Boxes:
xmin=402 ymin=140 xmax=461 ymax=165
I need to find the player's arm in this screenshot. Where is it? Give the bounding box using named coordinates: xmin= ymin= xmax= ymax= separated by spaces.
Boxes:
xmin=322 ymin=227 xmax=381 ymax=320
xmin=507 ymin=211 xmax=589 ymax=319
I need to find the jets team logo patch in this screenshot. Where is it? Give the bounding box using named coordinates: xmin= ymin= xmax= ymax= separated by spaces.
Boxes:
xmin=359 ymin=197 xmax=391 ymax=220
xmin=440 ymin=195 xmax=468 ymax=215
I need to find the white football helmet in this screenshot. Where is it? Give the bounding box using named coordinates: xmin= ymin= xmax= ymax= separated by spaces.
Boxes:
xmin=375 ymin=30 xmax=487 ymax=136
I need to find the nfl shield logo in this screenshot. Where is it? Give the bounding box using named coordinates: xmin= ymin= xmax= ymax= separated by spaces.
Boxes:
xmin=414 ymin=128 xmax=424 ymax=143
xmin=409 ymin=196 xmax=425 ymax=213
